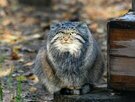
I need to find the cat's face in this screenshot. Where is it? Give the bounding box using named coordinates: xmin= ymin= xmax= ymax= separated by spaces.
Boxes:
xmin=47 ymin=21 xmax=89 ymax=57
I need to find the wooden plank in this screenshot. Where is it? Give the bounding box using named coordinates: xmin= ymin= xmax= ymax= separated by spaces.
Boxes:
xmin=110 ymin=56 xmax=135 ymax=76
xmin=132 ymin=0 xmax=135 ymax=11
xmin=110 ymin=40 xmax=135 ymax=57
xmin=110 ymin=75 xmax=135 ymax=83
xmin=109 ymin=75 xmax=135 ymax=91
xmin=108 ymin=22 xmax=135 ymax=91
xmin=109 ymin=29 xmax=135 ymax=47
xmin=109 ymin=28 xmax=135 ymax=58
xmin=110 ymin=29 xmax=135 ymax=41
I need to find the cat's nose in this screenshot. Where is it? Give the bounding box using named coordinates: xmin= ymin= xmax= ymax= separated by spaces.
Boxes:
xmin=63 ymin=36 xmax=69 ymax=41
xmin=64 ymin=37 xmax=68 ymax=41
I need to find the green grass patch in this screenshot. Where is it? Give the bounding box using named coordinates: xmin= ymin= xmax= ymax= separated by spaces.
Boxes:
xmin=0 ymin=82 xmax=3 ymax=102
xmin=15 ymin=81 xmax=23 ymax=102
xmin=0 ymin=55 xmax=6 ymax=64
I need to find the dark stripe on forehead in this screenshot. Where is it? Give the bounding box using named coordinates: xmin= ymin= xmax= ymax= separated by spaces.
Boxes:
xmin=56 ymin=28 xmax=77 ymax=34
xmin=60 ymin=27 xmax=76 ymax=30
xmin=61 ymin=22 xmax=76 ymax=27
xmin=56 ymin=31 xmax=65 ymax=34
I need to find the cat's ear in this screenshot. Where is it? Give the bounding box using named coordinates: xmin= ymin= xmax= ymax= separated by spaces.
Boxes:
xmin=76 ymin=22 xmax=88 ymax=34
xmin=77 ymin=22 xmax=87 ymax=28
xmin=50 ymin=21 xmax=61 ymax=31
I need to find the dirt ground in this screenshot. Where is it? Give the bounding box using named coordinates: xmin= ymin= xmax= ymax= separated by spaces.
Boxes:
xmin=0 ymin=0 xmax=131 ymax=102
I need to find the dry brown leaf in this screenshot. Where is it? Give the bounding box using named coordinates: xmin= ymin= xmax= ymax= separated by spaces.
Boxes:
xmin=0 ymin=29 xmax=24 ymax=44
xmin=89 ymin=23 xmax=98 ymax=32
xmin=84 ymin=5 xmax=128 ymax=20
xmin=2 ymin=18 xmax=12 ymax=26
xmin=26 ymin=73 xmax=39 ymax=84
xmin=84 ymin=7 xmax=109 ymax=20
xmin=29 ymin=86 xmax=37 ymax=93
xmin=24 ymin=61 xmax=34 ymax=67
xmin=11 ymin=46 xmax=21 ymax=60
xmin=22 ymin=17 xmax=40 ymax=25
xmin=24 ymin=34 xmax=42 ymax=41
xmin=0 ymin=0 xmax=8 ymax=7
xmin=62 ymin=13 xmax=72 ymax=19
xmin=0 ymin=60 xmax=14 ymax=78
xmin=11 ymin=51 xmax=20 ymax=60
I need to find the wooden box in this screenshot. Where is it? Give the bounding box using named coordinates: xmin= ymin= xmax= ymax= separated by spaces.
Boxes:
xmin=107 ymin=10 xmax=135 ymax=91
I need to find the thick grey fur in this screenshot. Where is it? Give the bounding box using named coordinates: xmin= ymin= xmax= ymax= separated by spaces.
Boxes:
xmin=33 ymin=21 xmax=104 ymax=94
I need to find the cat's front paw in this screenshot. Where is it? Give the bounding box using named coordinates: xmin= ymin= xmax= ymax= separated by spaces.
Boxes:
xmin=60 ymin=84 xmax=93 ymax=95
xmin=60 ymin=88 xmax=81 ymax=95
xmin=80 ymin=83 xmax=93 ymax=94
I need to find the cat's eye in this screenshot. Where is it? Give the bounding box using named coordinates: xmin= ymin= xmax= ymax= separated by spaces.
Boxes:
xmin=71 ymin=32 xmax=77 ymax=36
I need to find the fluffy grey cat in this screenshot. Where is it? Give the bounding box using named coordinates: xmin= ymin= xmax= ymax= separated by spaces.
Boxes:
xmin=33 ymin=21 xmax=104 ymax=95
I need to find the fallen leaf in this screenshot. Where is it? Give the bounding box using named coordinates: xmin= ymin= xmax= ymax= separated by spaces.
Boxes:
xmin=89 ymin=23 xmax=98 ymax=32
xmin=24 ymin=61 xmax=34 ymax=67
xmin=26 ymin=73 xmax=39 ymax=84
xmin=29 ymin=87 xmax=37 ymax=93
xmin=24 ymin=34 xmax=43 ymax=41
xmin=11 ymin=51 xmax=20 ymax=60
xmin=0 ymin=29 xmax=24 ymax=44
xmin=11 ymin=47 xmax=21 ymax=60
xmin=2 ymin=18 xmax=12 ymax=26
xmin=0 ymin=0 xmax=8 ymax=7
xmin=22 ymin=17 xmax=40 ymax=26
xmin=84 ymin=5 xmax=128 ymax=20
xmin=0 ymin=60 xmax=14 ymax=78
